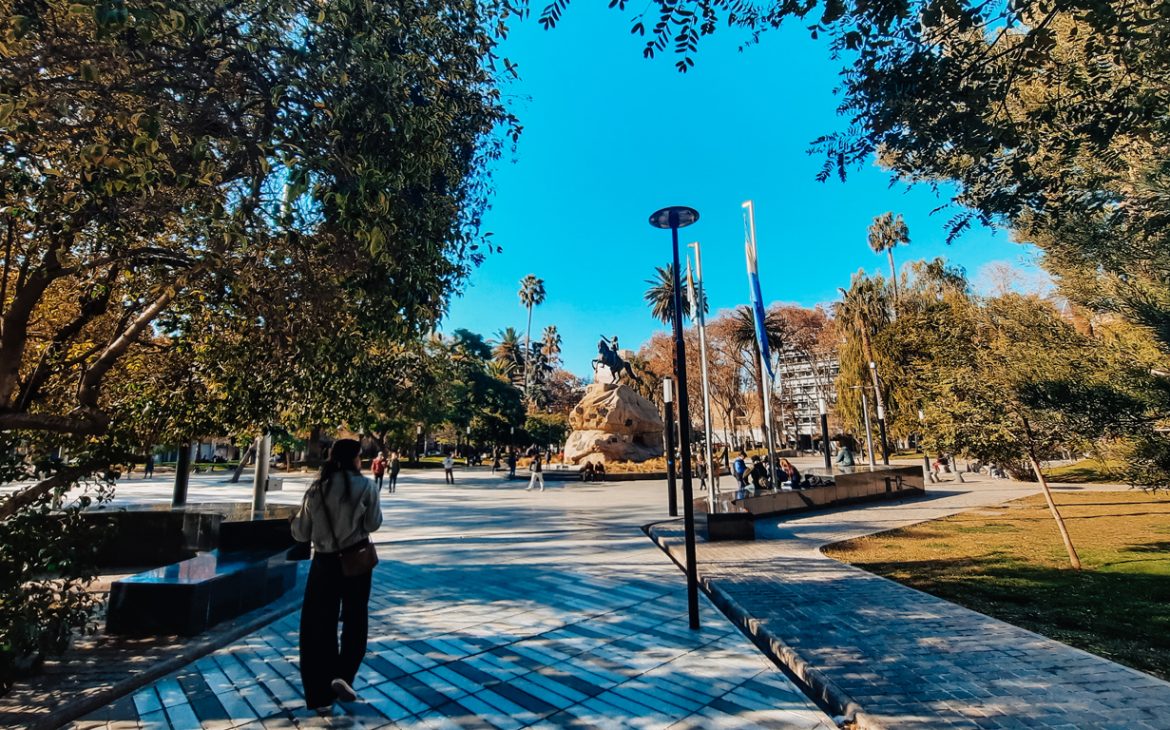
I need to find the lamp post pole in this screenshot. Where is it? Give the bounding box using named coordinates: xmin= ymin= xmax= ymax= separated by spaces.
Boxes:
xmin=818 ymin=397 xmax=832 ymax=472
xmin=688 ymin=241 xmax=718 ymax=509
xmin=650 ymin=205 xmax=701 ymax=630
xmin=663 ymin=377 xmax=678 ymax=517
xmin=870 ymin=361 xmax=890 ymax=465
xmin=416 ymin=425 xmax=423 ymax=464
xmin=862 ymin=392 xmax=876 ymax=467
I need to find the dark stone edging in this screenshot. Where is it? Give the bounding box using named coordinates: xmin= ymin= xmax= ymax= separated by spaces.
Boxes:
xmin=644 ymin=521 xmax=887 ymax=730
xmin=29 ymin=569 xmax=307 ymax=730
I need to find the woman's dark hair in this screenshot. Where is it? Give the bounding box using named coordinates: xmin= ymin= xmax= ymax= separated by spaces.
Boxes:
xmin=312 ymin=438 xmax=362 ymax=496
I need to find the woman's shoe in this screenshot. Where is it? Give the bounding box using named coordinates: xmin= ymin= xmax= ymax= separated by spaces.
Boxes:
xmin=331 ymin=678 xmax=358 ymax=702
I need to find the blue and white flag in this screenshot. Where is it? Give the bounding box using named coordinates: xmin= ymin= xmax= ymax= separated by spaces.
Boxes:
xmin=742 ymin=201 xmax=775 ymax=381
xmin=686 ymin=257 xmax=698 ymax=320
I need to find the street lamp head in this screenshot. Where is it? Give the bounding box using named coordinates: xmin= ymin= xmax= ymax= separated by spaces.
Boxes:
xmin=649 ymin=206 xmax=699 ymax=230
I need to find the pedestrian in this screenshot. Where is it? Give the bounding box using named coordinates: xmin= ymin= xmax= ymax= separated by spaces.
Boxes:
xmin=507 ymin=451 xmax=517 ymax=479
xmin=525 ymin=451 xmax=545 ymax=492
xmin=733 ymin=451 xmax=748 ymax=488
xmin=387 ymin=452 xmax=400 ymax=493
xmin=779 ymin=457 xmax=801 ymax=488
xmin=371 ymin=452 xmax=387 ymax=492
xmin=290 ymin=438 xmax=383 ymax=713
xmin=144 ymin=454 xmax=154 ymax=479
xmin=696 ymin=453 xmax=708 ymax=491
xmin=491 ymin=453 xmax=501 ymax=474
xmin=442 ymin=453 xmax=455 ymax=484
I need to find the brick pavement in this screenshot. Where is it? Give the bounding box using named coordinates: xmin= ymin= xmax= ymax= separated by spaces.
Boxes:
xmin=65 ymin=471 xmax=835 ymax=729
xmin=649 ymin=479 xmax=1170 ymax=730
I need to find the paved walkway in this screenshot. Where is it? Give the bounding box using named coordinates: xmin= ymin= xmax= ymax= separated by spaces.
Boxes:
xmin=650 ymin=479 xmax=1170 ymax=730
xmin=69 ymin=471 xmax=834 ymax=729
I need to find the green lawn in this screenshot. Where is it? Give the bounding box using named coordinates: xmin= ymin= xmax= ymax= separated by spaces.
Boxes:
xmin=1043 ymin=458 xmax=1125 ymax=483
xmin=824 ymin=491 xmax=1170 ymax=680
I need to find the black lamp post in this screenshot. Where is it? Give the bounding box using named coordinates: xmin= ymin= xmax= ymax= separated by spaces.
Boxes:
xmin=819 ymin=397 xmax=832 ymax=472
xmin=870 ymin=361 xmax=890 ymax=465
xmin=663 ymin=377 xmax=678 ymax=517
xmin=649 ymin=205 xmax=700 ymax=630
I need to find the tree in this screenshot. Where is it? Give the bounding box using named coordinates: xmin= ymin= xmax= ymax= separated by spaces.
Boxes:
xmin=726 ymin=306 xmax=785 ymax=441
xmin=491 ymin=327 xmax=525 ymax=388
xmin=867 ymin=213 xmax=910 ymax=306
xmin=643 ymin=264 xmax=706 ymax=325
xmin=835 ymin=273 xmax=894 ymax=457
xmin=541 ymin=325 xmax=563 ymax=370
xmin=0 ymin=0 xmax=516 ymax=685
xmin=518 ymin=274 xmax=546 ymax=396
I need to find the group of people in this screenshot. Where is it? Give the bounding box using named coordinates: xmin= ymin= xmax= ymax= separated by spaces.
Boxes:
xmin=730 ymin=451 xmax=805 ymax=495
xmin=368 ymin=451 xmax=401 ymax=492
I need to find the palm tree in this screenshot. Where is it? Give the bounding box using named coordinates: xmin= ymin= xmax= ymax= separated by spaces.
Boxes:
xmin=643 ymin=264 xmax=707 ymax=325
xmin=868 ymin=212 xmax=910 ymax=305
xmin=541 ymin=325 xmax=562 ymax=369
xmin=518 ymin=274 xmax=546 ymax=395
xmin=727 ymin=306 xmax=786 ymax=443
xmin=491 ymin=327 xmax=524 ymax=387
xmin=835 ymin=273 xmax=893 ymax=460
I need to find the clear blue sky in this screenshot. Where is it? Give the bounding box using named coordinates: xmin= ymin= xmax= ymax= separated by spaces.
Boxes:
xmin=443 ymin=4 xmax=1040 ymax=378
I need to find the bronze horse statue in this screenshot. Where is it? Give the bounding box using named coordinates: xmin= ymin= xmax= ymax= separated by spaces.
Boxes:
xmin=593 ymin=339 xmax=643 ymax=386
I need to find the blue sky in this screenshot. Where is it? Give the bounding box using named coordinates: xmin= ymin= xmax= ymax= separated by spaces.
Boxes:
xmin=443 ymin=4 xmax=1041 ymax=378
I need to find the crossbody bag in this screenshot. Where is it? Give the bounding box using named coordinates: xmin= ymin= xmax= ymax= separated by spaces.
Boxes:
xmin=317 ymin=473 xmax=379 ymax=577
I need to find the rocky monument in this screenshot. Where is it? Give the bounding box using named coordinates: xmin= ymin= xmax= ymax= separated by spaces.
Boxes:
xmin=563 ymin=337 xmax=664 ymax=465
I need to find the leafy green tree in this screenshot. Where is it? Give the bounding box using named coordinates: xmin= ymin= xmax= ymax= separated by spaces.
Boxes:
xmin=835 ymin=273 xmax=894 ymax=457
xmin=643 ymin=264 xmax=706 ymax=325
xmin=0 ymin=0 xmax=516 ymax=684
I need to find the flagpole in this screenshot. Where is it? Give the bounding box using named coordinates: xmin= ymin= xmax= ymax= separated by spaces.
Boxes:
xmin=688 ymin=243 xmax=718 ymax=512
xmin=742 ymin=201 xmax=779 ymax=490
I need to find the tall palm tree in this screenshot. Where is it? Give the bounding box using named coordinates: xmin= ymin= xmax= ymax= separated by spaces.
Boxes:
xmin=867 ymin=212 xmax=910 ymax=305
xmin=518 ymin=274 xmax=546 ymax=395
xmin=541 ymin=325 xmax=562 ymax=369
xmin=643 ymin=264 xmax=707 ymax=325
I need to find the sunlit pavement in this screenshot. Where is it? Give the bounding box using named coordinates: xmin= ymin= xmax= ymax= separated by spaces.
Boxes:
xmin=70 ymin=469 xmax=836 ymax=729
xmin=650 ymin=479 xmax=1170 ymax=729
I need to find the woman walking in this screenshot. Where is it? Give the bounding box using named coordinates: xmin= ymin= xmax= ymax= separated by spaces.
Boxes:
xmin=371 ymin=451 xmax=387 ymax=491
xmin=387 ymin=451 xmax=401 ymax=493
xmin=291 ymin=439 xmax=383 ymax=712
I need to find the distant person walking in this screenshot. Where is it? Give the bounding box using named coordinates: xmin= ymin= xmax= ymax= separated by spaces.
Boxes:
xmin=291 ymin=438 xmax=383 ymax=712
xmin=507 ymin=451 xmax=517 ymax=479
xmin=442 ymin=454 xmax=455 ymax=484
xmin=144 ymin=454 xmax=154 ymax=479
xmin=387 ymin=452 xmax=400 ymax=493
xmin=525 ymin=452 xmax=545 ymax=492
xmin=371 ymin=452 xmax=387 ymax=491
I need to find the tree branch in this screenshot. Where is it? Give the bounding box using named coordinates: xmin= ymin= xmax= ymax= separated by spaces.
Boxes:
xmin=0 ymin=462 xmax=105 ymax=522
xmin=76 ymin=288 xmax=177 ymax=409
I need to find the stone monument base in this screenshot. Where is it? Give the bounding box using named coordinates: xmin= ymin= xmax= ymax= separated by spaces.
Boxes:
xmin=564 ymin=382 xmax=664 ymax=465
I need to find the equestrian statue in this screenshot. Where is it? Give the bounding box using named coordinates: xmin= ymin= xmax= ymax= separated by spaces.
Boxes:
xmin=592 ymin=335 xmax=643 ymax=386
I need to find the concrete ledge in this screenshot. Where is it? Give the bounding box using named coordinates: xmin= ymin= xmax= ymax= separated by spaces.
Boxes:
xmin=645 ymin=522 xmax=887 ymax=730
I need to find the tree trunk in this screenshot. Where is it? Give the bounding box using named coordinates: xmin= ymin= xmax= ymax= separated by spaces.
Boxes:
xmin=523 ymin=304 xmax=533 ymax=397
xmin=860 ymin=327 xmax=888 ymax=461
xmin=888 ymin=248 xmax=899 ymax=307
xmin=229 ymin=443 xmax=255 ymax=483
xmin=1023 ymin=434 xmax=1082 ymax=570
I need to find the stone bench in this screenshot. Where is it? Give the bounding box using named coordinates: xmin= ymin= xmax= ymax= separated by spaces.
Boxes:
xmin=106 ymin=547 xmax=297 ymax=636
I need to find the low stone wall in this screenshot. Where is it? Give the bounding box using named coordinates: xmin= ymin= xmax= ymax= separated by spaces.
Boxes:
xmin=737 ymin=465 xmax=925 ymax=518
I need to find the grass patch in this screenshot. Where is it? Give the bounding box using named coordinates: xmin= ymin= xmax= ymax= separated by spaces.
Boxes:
xmin=824 ymin=491 xmax=1170 ymax=680
xmin=1043 ymin=458 xmax=1125 ymax=483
